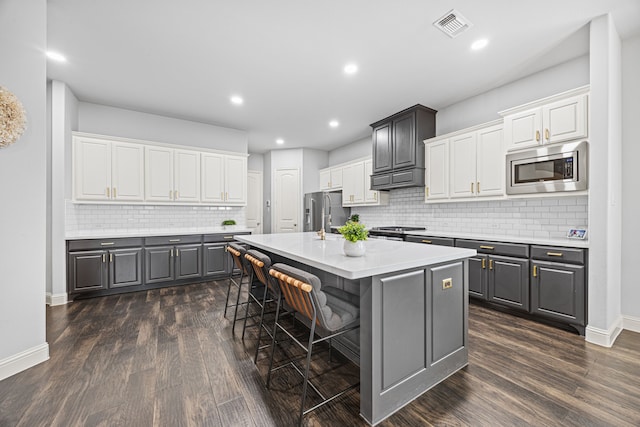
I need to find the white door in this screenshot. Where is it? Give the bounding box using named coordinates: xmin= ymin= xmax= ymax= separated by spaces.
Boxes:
xmin=74 ymin=137 xmax=111 ymax=201
xmin=274 ymin=168 xmax=300 ymax=233
xmin=225 ymin=155 xmax=247 ymax=205
xmin=111 ymin=142 xmax=144 ymax=201
xmin=201 ymin=153 xmax=225 ymax=203
xmin=476 ymin=125 xmax=504 ymax=197
xmin=425 ymin=139 xmax=449 ymax=200
xmin=450 ymin=133 xmax=477 ymax=198
xmin=542 ymin=94 xmax=588 ymax=144
xmin=246 ymin=170 xmax=263 ymax=234
xmin=145 ymin=146 xmax=174 ymax=202
xmin=174 ymin=149 xmax=200 ymax=202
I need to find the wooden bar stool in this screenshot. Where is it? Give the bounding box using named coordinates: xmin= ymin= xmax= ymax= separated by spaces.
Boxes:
xmin=267 ymin=263 xmax=360 ymax=426
xmin=225 ymin=242 xmax=252 ymax=333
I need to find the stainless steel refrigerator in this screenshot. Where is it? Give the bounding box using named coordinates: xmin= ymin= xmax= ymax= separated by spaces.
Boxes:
xmin=303 ymin=192 xmax=350 ymax=232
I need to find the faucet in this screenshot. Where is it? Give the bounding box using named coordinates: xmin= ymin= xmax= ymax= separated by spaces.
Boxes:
xmin=317 ymin=192 xmax=332 ymax=240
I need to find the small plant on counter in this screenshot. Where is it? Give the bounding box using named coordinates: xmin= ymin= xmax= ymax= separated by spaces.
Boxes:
xmin=221 ymin=219 xmax=236 ymax=226
xmin=338 ymin=220 xmax=368 ymax=242
xmin=349 ymin=214 xmax=360 ymax=223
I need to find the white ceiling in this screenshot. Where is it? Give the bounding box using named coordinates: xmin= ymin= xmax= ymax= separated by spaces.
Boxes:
xmin=46 ymin=0 xmax=640 ymax=154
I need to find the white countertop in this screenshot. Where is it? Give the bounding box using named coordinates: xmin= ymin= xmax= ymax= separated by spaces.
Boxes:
xmin=403 ymin=230 xmax=589 ymax=248
xmin=235 ymin=232 xmax=476 ymax=280
xmin=66 ymin=226 xmax=252 ymax=240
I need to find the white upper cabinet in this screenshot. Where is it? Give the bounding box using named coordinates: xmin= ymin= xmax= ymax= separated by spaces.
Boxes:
xmin=74 ymin=136 xmax=143 ymax=202
xmin=319 ymin=166 xmax=343 ymax=191
xmin=173 ymin=149 xmax=200 ymax=202
xmin=342 ymin=162 xmax=365 ymax=206
xmin=201 ymin=153 xmax=247 ymax=205
xmin=145 ymin=146 xmax=174 ymax=202
xmin=501 ymin=87 xmax=588 ymax=151
xmin=364 ymin=159 xmax=381 ymax=203
xmin=424 ymin=121 xmax=504 ymax=202
xmin=425 ymin=139 xmax=449 ymax=200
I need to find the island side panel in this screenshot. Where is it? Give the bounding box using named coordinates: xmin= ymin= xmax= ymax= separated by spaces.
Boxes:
xmin=360 ymin=260 xmax=469 ymax=426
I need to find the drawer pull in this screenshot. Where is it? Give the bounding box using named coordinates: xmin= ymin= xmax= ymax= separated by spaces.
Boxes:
xmin=421 ymin=240 xmax=432 ymax=244
xmin=169 ymin=239 xmax=181 ymax=242
xmin=100 ymin=242 xmax=115 ymax=246
xmin=489 ymin=259 xmax=494 ymax=270
xmin=176 ymin=249 xmax=179 ymax=257
xmin=533 ymin=265 xmax=538 ymax=277
xmin=223 ymin=236 xmax=234 ymax=239
xmin=170 ymin=249 xmax=174 ymax=257
xmin=546 ymin=252 xmax=563 ymax=257
xmin=479 ymin=245 xmax=495 ymax=250
xmin=109 ymin=253 xmax=113 ymax=263
xmin=481 ymin=258 xmax=486 ymax=269
xmin=102 ymin=254 xmax=106 ymax=263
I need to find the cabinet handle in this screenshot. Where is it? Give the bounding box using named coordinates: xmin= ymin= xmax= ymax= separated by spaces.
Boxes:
xmin=102 ymin=254 xmax=106 ymax=263
xmin=425 ymin=187 xmax=429 ymax=198
xmin=482 ymin=258 xmax=486 ymax=269
xmin=169 ymin=190 xmax=173 ymax=199
xmin=533 ymin=265 xmax=538 ymax=277
xmin=100 ymin=242 xmax=115 ymax=246
xmin=535 ymin=130 xmax=541 ymax=142
xmin=545 ymin=128 xmax=550 ymax=141
xmin=109 ymin=253 xmax=113 ymax=263
xmin=471 ymin=182 xmax=474 ymax=194
xmin=176 ymin=249 xmax=179 ymax=257
xmin=477 ymin=182 xmax=480 ymax=193
xmin=113 ymin=187 xmax=117 ymax=198
xmin=221 ymin=192 xmax=224 ymax=200
xmin=489 ymin=259 xmax=494 ymax=270
xmin=169 ymin=239 xmax=181 ymax=242
xmin=106 ymin=187 xmax=110 ymax=198
xmin=170 ymin=249 xmax=174 ymax=257
xmin=175 ymin=190 xmax=179 ymax=200
xmin=479 ymin=245 xmax=495 ymax=250
xmin=374 ymin=192 xmax=377 ymax=201
xmin=421 ymin=240 xmax=432 ymax=244
xmin=546 ymin=252 xmax=563 ymax=257
xmin=328 ymin=181 xmax=331 ymax=187
xmin=226 ymin=192 xmax=229 ymax=201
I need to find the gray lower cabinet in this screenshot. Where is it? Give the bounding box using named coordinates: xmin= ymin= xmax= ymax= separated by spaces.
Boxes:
xmin=467 ymin=255 xmax=488 ymax=300
xmin=405 ymin=235 xmax=454 ymax=246
xmin=144 ymin=236 xmax=203 ymax=284
xmin=144 ymin=245 xmax=175 ymax=284
xmin=488 ymin=255 xmax=530 ymax=312
xmin=203 ymin=243 xmax=231 ymax=277
xmin=67 ymin=238 xmax=144 ymax=294
xmin=530 ymin=246 xmax=586 ymax=327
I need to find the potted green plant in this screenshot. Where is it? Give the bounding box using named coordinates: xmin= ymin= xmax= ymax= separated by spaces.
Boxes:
xmin=222 ymin=219 xmax=236 ymax=229
xmin=337 ymin=220 xmax=368 ymax=257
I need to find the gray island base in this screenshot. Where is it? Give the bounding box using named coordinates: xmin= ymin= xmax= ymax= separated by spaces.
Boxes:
xmin=235 ymin=232 xmax=476 ymax=425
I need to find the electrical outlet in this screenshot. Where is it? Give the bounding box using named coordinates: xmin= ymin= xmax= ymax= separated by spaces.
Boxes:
xmin=442 ymin=278 xmax=452 ymax=289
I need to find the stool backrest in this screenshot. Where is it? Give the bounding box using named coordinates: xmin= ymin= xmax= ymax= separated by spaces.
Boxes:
xmin=245 ymin=250 xmax=277 ymax=294
xmin=227 ymin=242 xmax=248 ymax=273
xmin=269 ymin=267 xmax=316 ymax=324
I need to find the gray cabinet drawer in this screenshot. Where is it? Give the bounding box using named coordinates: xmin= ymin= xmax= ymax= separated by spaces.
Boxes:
xmin=405 ymin=235 xmax=454 ymax=246
xmin=203 ymin=232 xmax=249 ymax=243
xmin=68 ymin=238 xmax=143 ymax=251
xmin=144 ymin=235 xmax=201 ymax=246
xmin=455 ymin=239 xmax=529 ymax=258
xmin=392 ymin=168 xmax=424 ymax=186
xmin=531 ymin=245 xmax=585 ymax=264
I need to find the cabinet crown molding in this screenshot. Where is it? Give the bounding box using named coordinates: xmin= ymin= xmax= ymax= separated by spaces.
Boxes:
xmin=424 ymin=119 xmax=503 ymax=144
xmin=320 ymin=155 xmax=372 ymax=172
xmin=498 ymin=85 xmax=590 ymax=117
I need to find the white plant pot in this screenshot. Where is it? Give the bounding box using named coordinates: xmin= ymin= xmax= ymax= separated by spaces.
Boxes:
xmin=343 ymin=240 xmax=366 ymax=257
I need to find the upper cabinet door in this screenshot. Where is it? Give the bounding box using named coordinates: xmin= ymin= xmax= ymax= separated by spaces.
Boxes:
xmin=74 ymin=137 xmax=112 ymax=201
xmin=174 ymin=149 xmax=200 ymax=202
xmin=425 ymin=139 xmax=449 ymax=200
xmin=319 ymin=169 xmax=331 ymax=190
xmin=476 ymin=125 xmax=504 ymax=197
xmin=111 ymin=142 xmax=144 ymax=201
xmin=363 ymin=159 xmax=378 ymax=203
xmin=450 ymin=133 xmax=477 ymax=198
xmin=330 ymin=167 xmax=343 ymax=189
xmin=145 ymin=146 xmax=174 ymax=202
xmin=392 ymin=111 xmax=416 ymax=170
xmin=372 ymin=122 xmax=392 ymax=173
xmin=504 ymin=108 xmax=542 ymax=151
xmin=201 ymin=153 xmax=225 ymax=203
xmin=225 ymin=155 xmax=247 ymax=205
xmin=542 ymin=94 xmax=587 ymax=144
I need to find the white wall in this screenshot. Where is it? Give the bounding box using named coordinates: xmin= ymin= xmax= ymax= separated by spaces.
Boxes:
xmin=621 ymin=35 xmax=640 ymax=324
xmin=302 ymin=148 xmax=329 ymax=193
xmin=77 ymin=102 xmax=248 ymax=153
xmin=248 ymin=152 xmax=264 ymax=172
xmin=436 ymin=55 xmax=590 ymax=135
xmin=0 ymin=0 xmax=49 ymax=380
xmin=586 ymin=15 xmax=623 ymax=346
xmin=328 ymin=136 xmax=371 ymax=166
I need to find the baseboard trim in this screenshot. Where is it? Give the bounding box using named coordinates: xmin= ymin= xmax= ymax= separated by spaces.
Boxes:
xmin=623 ymin=315 xmax=640 ymax=333
xmin=46 ymin=292 xmax=68 ymax=306
xmin=0 ymin=343 xmax=49 ymax=381
xmin=585 ymin=317 xmax=623 ymax=347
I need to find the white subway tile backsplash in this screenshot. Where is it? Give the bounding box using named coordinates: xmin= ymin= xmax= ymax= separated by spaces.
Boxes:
xmin=352 ymin=188 xmax=587 ymax=240
xmin=66 ymin=201 xmax=246 ymax=235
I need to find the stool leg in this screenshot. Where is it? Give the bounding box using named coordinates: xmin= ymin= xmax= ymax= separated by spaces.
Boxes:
xmin=232 ymin=269 xmax=251 ymax=335
xmin=224 ymin=267 xmax=243 ymax=318
xmin=253 ymin=285 xmax=270 ymax=363
xmin=266 ymin=294 xmax=282 ymax=389
xmin=242 ymin=274 xmax=261 ymax=341
xmin=299 ymin=318 xmax=317 ymax=426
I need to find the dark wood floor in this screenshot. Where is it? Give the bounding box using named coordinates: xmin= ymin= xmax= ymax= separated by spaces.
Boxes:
xmin=1 ymin=280 xmax=639 ymax=427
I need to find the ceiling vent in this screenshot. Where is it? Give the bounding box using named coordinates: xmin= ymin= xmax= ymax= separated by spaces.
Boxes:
xmin=433 ymin=9 xmax=472 ymax=38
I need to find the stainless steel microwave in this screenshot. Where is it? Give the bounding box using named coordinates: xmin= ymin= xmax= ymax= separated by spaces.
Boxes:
xmin=506 ymin=141 xmax=588 ymax=195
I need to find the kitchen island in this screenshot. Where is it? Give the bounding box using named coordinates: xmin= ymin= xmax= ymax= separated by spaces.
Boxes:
xmin=235 ymin=232 xmax=476 ymax=425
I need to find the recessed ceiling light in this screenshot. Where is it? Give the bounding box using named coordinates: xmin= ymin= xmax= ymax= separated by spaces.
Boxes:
xmin=230 ymin=95 xmax=244 ymax=105
xmin=276 ymin=138 xmax=284 ymax=145
xmin=329 ymin=120 xmax=339 ymax=128
xmin=344 ymin=63 xmax=358 ymax=75
xmin=471 ymin=39 xmax=488 ymax=51
xmin=46 ymin=51 xmax=67 ymax=62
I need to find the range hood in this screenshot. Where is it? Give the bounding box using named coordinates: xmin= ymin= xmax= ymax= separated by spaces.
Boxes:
xmin=369 ymin=104 xmax=437 ymax=190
